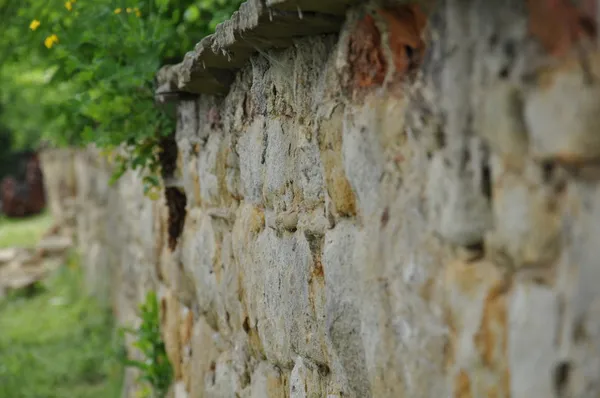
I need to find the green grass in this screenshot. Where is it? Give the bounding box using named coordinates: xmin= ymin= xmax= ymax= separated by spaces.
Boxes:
xmin=0 ymin=210 xmax=54 ymax=248
xmin=0 ymin=255 xmax=125 ymax=398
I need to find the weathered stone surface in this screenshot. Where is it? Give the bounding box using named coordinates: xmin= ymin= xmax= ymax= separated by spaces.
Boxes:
xmin=525 ymin=54 xmax=600 ymax=164
xmin=318 ymin=106 xmax=356 ymax=216
xmin=290 ymin=356 xmax=325 ymax=397
xmin=41 ymin=0 xmax=600 ymax=397
xmin=36 ymin=235 xmax=73 ymax=256
xmin=0 ymin=248 xmax=18 ymax=264
xmin=486 ymin=157 xmax=562 ymax=268
xmin=508 ymin=282 xmax=558 ymax=398
xmin=160 ymin=287 xmax=183 ymax=380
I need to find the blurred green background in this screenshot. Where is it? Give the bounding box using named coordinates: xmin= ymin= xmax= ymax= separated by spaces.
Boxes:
xmin=0 ymin=0 xmax=242 ymax=183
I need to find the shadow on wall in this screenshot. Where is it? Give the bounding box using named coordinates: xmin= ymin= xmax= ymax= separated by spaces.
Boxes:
xmin=1 ymin=152 xmax=46 ymax=218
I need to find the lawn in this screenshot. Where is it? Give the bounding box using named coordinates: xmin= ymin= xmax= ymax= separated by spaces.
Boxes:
xmin=0 ymin=254 xmax=125 ymax=398
xmin=0 ymin=210 xmax=54 ymax=248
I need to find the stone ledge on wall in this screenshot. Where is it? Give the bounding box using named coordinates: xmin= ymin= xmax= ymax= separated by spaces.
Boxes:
xmin=155 ymin=0 xmax=359 ymax=97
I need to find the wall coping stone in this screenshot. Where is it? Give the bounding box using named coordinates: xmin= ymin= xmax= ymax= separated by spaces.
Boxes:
xmin=155 ymin=0 xmax=359 ymax=100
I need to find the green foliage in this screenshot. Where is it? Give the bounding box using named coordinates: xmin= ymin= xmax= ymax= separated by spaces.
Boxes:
xmin=0 ymin=261 xmax=124 ymax=398
xmin=121 ymin=291 xmax=172 ymax=398
xmin=0 ymin=0 xmax=242 ymax=190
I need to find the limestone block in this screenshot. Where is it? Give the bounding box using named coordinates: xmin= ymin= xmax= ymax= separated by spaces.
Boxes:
xmin=238 ymin=117 xmax=266 ymax=205
xmin=478 ymin=82 xmax=529 ymax=167
xmin=136 ymin=196 xmax=155 ymax=252
xmin=524 ymin=54 xmax=600 ymax=164
xmin=224 ymin=133 xmax=242 ymax=200
xmin=244 ymin=228 xmax=326 ymax=366
xmin=508 ymin=282 xmax=559 ymax=398
xmin=263 ymin=119 xmax=294 ymax=211
xmin=322 ymin=221 xmax=368 ymax=397
xmin=0 ymin=248 xmax=18 ymax=264
xmin=83 ymin=241 xmax=111 ymax=302
xmin=318 ymin=105 xmax=356 ymax=217
xmin=290 ymin=356 xmax=325 ymax=398
xmin=154 ymin=192 xmax=170 ymax=262
xmin=177 ymin=137 xmax=200 ymax=207
xmin=197 ymin=133 xmax=224 ymax=206
xmin=487 ymin=157 xmax=562 ymax=268
xmin=190 ymin=317 xmax=223 ymax=398
xmin=341 ymin=101 xmax=384 ymax=218
xmin=160 ymin=288 xmax=183 ymax=380
xmin=74 ymin=153 xmax=93 ymax=200
xmin=216 ymin=231 xmax=247 ymax=335
xmin=180 ymin=306 xmax=194 ymax=393
xmin=443 ymin=259 xmax=510 ymax=398
xmin=205 ymin=351 xmax=244 ymax=398
xmin=180 ymin=208 xmax=218 ymax=315
xmin=36 ymin=235 xmax=73 ymax=255
xmin=174 ymin=381 xmax=188 ymax=398
xmin=564 ymin=182 xmax=600 ymax=322
xmin=559 ymin=182 xmax=600 ymax=396
xmin=427 ymin=151 xmax=493 ymax=247
xmin=177 ymin=100 xmax=198 ymax=140
xmin=294 ymin=123 xmax=325 ymax=208
xmin=249 ymin=362 xmax=286 ymax=398
xmin=91 ymin=165 xmax=111 ymax=204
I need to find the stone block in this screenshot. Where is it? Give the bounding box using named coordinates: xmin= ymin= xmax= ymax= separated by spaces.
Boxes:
xmin=197 ymin=133 xmax=225 ymax=206
xmin=238 ymin=117 xmax=266 ymax=205
xmin=487 ymin=158 xmax=562 ymax=268
xmin=160 ymin=288 xmax=183 ymax=380
xmin=189 ymin=317 xmax=223 ymax=397
xmin=290 ymin=356 xmax=325 ymax=398
xmin=478 ymin=82 xmax=529 ymax=167
xmin=524 ymin=54 xmax=600 ymax=164
xmin=443 ymin=259 xmax=510 ymax=397
xmin=427 ymin=151 xmax=493 ymax=247
xmin=244 ymin=228 xmax=326 ymax=366
xmin=249 ymin=362 xmax=286 ymax=398
xmin=508 ymin=282 xmax=558 ymax=398
xmin=318 ymin=106 xmax=357 ymax=216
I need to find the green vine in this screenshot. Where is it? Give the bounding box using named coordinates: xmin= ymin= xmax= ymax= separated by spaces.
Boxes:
xmin=121 ymin=291 xmax=172 ymax=398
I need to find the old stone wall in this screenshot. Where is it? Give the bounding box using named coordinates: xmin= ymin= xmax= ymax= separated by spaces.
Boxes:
xmin=41 ymin=0 xmax=600 ymax=397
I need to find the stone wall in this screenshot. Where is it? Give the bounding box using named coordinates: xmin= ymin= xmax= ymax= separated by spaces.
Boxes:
xmin=41 ymin=0 xmax=600 ymax=397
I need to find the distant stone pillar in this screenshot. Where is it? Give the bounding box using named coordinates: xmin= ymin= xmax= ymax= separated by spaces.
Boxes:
xmin=39 ymin=149 xmax=77 ymax=228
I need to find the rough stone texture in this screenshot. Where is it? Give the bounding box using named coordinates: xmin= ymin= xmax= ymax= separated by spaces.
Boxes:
xmin=39 ymin=149 xmax=77 ymax=227
xmin=42 ymin=0 xmax=600 ymax=397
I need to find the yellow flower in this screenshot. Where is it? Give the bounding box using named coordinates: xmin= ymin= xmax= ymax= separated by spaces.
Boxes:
xmin=135 ymin=7 xmax=141 ymax=17
xmin=65 ymin=1 xmax=72 ymax=11
xmin=29 ymin=19 xmax=41 ymax=31
xmin=44 ymin=34 xmax=59 ymax=49
xmin=114 ymin=8 xmax=122 ymax=14
xmin=126 ymin=7 xmax=132 ymax=13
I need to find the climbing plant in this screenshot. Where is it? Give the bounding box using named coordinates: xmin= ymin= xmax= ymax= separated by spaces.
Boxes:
xmin=122 ymin=291 xmax=172 ymax=398
xmin=0 ymin=0 xmax=242 ymax=194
